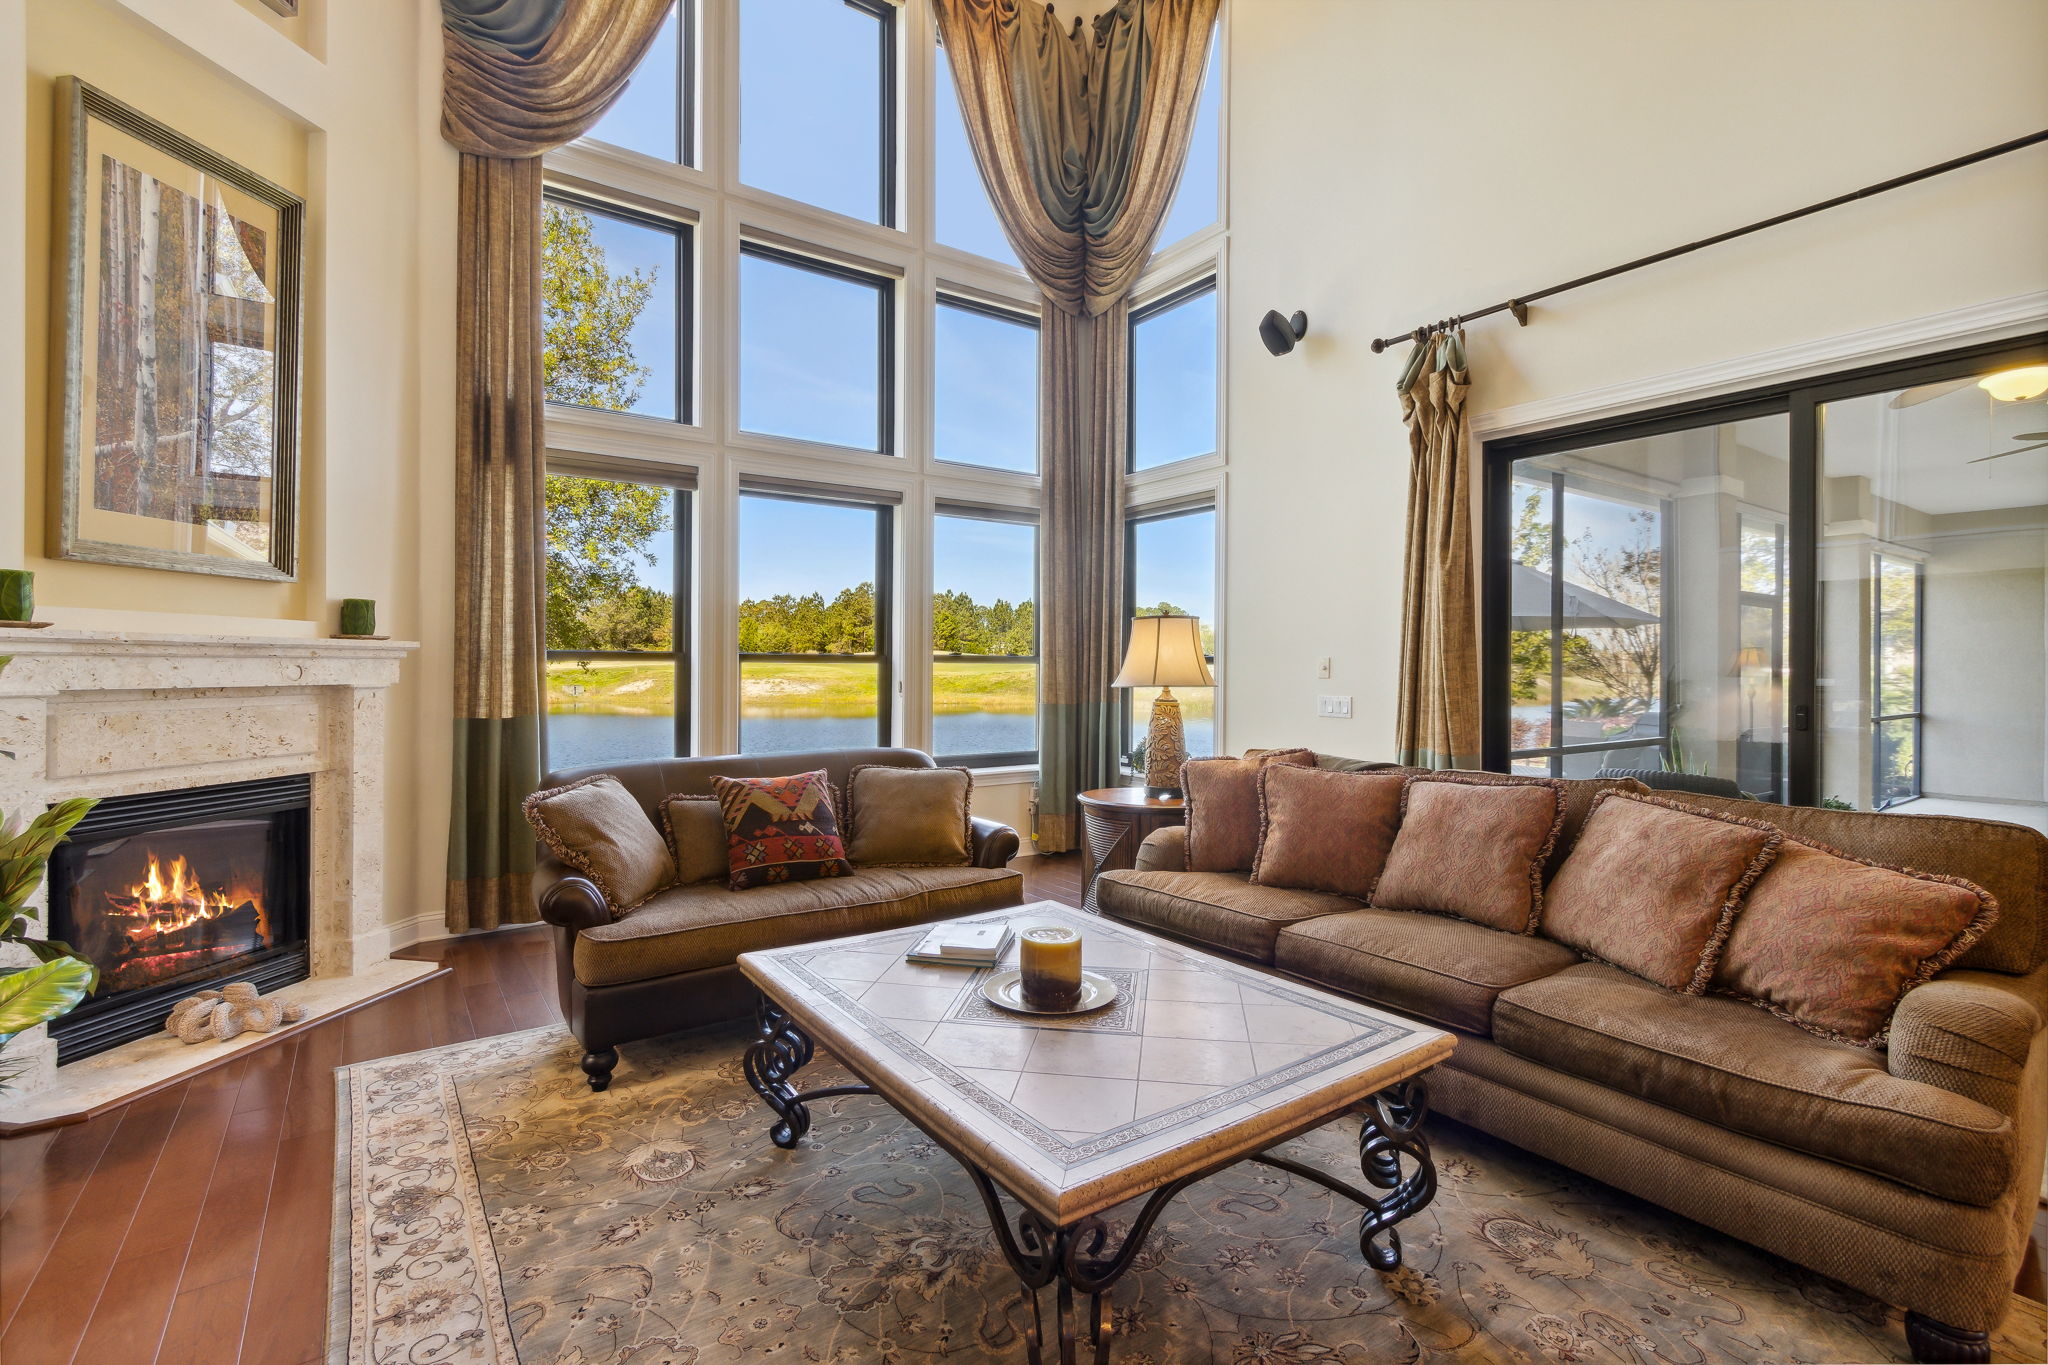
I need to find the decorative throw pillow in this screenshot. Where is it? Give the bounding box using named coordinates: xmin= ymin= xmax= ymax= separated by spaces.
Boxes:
xmin=1249 ymin=766 xmax=1407 ymax=900
xmin=1182 ymin=748 xmax=1317 ymax=872
xmin=1542 ymin=791 xmax=1781 ymax=993
xmin=1713 ymin=837 xmax=1998 ymax=1045
xmin=844 ymin=765 xmax=974 ymax=866
xmin=523 ymin=774 xmax=676 ymax=914
xmin=659 ymin=795 xmax=729 ymax=885
xmin=1371 ymin=773 xmax=1567 ymax=933
xmin=711 ymin=769 xmax=855 ymax=891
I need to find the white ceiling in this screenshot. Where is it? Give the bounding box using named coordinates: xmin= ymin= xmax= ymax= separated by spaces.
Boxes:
xmin=1822 ymin=378 xmax=2048 ymax=517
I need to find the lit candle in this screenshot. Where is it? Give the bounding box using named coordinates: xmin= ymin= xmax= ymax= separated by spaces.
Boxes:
xmin=1019 ymin=925 xmax=1083 ymax=1010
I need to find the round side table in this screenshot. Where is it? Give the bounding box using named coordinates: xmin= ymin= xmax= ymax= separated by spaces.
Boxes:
xmin=1076 ymin=787 xmax=1185 ymax=912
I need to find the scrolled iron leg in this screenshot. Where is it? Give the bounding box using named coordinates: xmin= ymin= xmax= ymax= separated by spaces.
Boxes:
xmin=1356 ymin=1075 xmax=1437 ymax=1271
xmin=743 ymin=997 xmax=818 ymax=1148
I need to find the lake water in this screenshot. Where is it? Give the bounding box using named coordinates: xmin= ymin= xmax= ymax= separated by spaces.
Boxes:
xmin=545 ymin=711 xmax=1215 ymax=770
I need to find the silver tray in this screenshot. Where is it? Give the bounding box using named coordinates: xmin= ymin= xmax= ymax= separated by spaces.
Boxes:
xmin=979 ymin=968 xmax=1118 ymax=1016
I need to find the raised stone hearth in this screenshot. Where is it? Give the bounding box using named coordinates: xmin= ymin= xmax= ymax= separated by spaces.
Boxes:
xmin=0 ymin=630 xmax=434 ymax=1125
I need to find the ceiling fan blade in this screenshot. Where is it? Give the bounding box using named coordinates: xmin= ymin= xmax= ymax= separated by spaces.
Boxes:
xmin=1889 ymin=378 xmax=1975 ymax=409
xmin=2015 ymin=431 xmax=2048 ymax=440
xmin=1967 ymin=442 xmax=2048 ymax=464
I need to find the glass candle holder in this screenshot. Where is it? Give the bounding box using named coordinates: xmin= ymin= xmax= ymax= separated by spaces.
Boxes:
xmin=0 ymin=569 xmax=32 ymax=622
xmin=1018 ymin=925 xmax=1083 ymax=1011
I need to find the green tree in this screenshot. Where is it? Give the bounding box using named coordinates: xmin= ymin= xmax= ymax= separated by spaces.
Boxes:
xmin=540 ymin=203 xmax=670 ymax=651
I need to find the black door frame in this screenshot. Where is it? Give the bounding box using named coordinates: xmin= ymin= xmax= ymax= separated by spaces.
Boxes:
xmin=1481 ymin=332 xmax=2048 ymax=805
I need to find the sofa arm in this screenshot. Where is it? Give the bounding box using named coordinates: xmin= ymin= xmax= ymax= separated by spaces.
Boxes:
xmin=1134 ymin=825 xmax=1187 ymax=872
xmin=971 ymin=817 xmax=1020 ymax=869
xmin=534 ymin=864 xmax=610 ymax=933
xmin=1888 ymin=970 xmax=2044 ymax=1115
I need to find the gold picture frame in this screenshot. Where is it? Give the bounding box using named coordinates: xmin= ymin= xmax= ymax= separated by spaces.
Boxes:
xmin=50 ymin=78 xmax=303 ymax=581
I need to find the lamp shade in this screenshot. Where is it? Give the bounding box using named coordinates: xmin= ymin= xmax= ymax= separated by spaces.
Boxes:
xmin=1113 ymin=614 xmax=1214 ymax=689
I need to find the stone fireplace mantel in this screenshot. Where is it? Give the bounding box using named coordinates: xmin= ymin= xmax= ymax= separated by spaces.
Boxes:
xmin=0 ymin=630 xmax=432 ymax=1121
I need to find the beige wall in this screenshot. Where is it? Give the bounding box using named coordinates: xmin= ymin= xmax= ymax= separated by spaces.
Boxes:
xmin=3 ymin=0 xmax=457 ymax=942
xmin=1217 ymin=0 xmax=2048 ymax=758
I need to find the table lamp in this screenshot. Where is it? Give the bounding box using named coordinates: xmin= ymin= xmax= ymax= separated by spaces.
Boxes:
xmin=1113 ymin=613 xmax=1215 ymax=794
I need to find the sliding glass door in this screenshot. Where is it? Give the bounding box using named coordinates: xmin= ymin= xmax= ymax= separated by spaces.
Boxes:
xmin=1485 ymin=338 xmax=2047 ymax=829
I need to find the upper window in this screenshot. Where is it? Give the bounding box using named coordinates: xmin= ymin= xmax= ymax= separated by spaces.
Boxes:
xmin=739 ymin=244 xmax=893 ymax=452
xmin=739 ymin=0 xmax=895 ymax=225
xmin=1125 ymin=505 xmax=1218 ymax=759
xmin=1129 ymin=280 xmax=1218 ymax=471
xmin=737 ymin=492 xmax=893 ymax=754
xmin=933 ymin=511 xmax=1038 ymax=765
xmin=541 ymin=196 xmax=689 ymax=423
xmin=583 ymin=2 xmax=692 ymax=164
xmin=933 ymin=297 xmax=1037 ymax=473
xmin=545 ymin=472 xmax=691 ymax=768
xmin=933 ymin=42 xmax=1019 ymax=267
xmin=1153 ymin=32 xmax=1220 ymax=251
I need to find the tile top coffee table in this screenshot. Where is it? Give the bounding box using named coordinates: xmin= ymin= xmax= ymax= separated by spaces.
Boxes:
xmin=738 ymin=902 xmax=1455 ymax=1365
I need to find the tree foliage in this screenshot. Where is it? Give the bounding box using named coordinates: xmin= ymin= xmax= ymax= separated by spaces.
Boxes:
xmin=733 ymin=586 xmax=1037 ymax=657
xmin=542 ymin=203 xmax=655 ymax=410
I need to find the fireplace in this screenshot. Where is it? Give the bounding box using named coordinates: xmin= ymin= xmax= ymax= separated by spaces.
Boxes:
xmin=47 ymin=775 xmax=311 ymax=1063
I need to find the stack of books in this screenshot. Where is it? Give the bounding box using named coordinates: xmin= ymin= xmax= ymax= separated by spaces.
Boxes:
xmin=905 ymin=921 xmax=1014 ymax=967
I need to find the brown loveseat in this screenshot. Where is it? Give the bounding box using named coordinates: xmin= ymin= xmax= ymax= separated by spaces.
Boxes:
xmin=533 ymin=748 xmax=1023 ymax=1091
xmin=1095 ymin=761 xmax=2047 ymax=1364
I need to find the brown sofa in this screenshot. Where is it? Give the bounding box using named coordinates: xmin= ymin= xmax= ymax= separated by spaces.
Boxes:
xmin=533 ymin=747 xmax=1023 ymax=1091
xmin=1096 ymin=764 xmax=2047 ymax=1364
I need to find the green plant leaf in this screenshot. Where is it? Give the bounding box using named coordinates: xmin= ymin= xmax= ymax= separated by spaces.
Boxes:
xmin=18 ymin=939 xmax=97 ymax=992
xmin=0 ymin=958 xmax=94 ymax=1040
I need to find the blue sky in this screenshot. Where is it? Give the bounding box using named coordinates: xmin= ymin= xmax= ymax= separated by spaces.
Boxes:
xmin=739 ymin=496 xmax=877 ymax=600
xmin=574 ymin=207 xmax=680 ymax=422
xmin=739 ymin=252 xmax=882 ymax=449
xmin=1133 ymin=510 xmax=1216 ymax=621
xmin=740 ymin=0 xmax=884 ymax=222
xmin=1131 ymin=289 xmax=1218 ymax=469
xmin=934 ymin=43 xmax=1019 ymax=265
xmin=934 ymin=301 xmax=1036 ymax=472
xmin=935 ymin=515 xmax=1034 ymax=604
xmin=584 ymin=9 xmax=679 ymax=160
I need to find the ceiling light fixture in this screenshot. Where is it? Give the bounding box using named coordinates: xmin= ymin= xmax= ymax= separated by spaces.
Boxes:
xmin=1258 ymin=309 xmax=1308 ymax=357
xmin=1977 ymin=364 xmax=2048 ymax=403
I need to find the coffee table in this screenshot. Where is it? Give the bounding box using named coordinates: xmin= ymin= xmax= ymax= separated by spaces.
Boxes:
xmin=737 ymin=902 xmax=1455 ymax=1365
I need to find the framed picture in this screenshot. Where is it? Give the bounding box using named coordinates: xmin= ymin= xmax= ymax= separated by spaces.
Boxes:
xmin=258 ymin=0 xmax=301 ymax=15
xmin=50 ymin=78 xmax=303 ymax=580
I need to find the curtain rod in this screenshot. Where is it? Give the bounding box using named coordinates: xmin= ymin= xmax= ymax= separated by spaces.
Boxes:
xmin=1368 ymin=127 xmax=2048 ymax=355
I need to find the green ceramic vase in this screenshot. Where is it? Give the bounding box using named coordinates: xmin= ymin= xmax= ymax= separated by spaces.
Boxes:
xmin=339 ymin=598 xmax=376 ymax=636
xmin=0 ymin=570 xmax=32 ymax=622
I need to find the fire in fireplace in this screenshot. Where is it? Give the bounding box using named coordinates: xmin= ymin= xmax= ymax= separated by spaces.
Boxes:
xmin=47 ymin=775 xmax=310 ymax=1063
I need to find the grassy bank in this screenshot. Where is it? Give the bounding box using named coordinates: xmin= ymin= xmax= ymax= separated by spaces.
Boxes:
xmin=549 ymin=657 xmax=1057 ymax=713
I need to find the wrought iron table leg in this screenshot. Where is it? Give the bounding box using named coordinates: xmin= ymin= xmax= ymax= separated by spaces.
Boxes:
xmin=742 ymin=997 xmax=872 ymax=1149
xmin=1355 ymin=1075 xmax=1436 ymax=1270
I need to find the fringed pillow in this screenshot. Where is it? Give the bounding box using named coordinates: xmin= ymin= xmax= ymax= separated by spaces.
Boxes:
xmin=1371 ymin=773 xmax=1567 ymax=933
xmin=523 ymin=775 xmax=676 ymax=915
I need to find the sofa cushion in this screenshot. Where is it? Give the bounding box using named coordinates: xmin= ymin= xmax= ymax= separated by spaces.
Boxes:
xmin=573 ymin=866 xmax=1021 ymax=987
xmin=1095 ymin=869 xmax=1358 ymax=963
xmin=712 ymin=769 xmax=855 ymax=891
xmin=524 ymin=774 xmax=676 ymax=914
xmin=843 ymin=764 xmax=974 ymax=866
xmin=1276 ymin=909 xmax=1582 ymax=1035
xmin=1714 ymin=837 xmax=1999 ymax=1045
xmin=659 ymin=795 xmax=728 ymax=885
xmin=1640 ymin=793 xmax=2046 ymax=976
xmin=1373 ymin=774 xmax=1566 ymax=933
xmin=1542 ymin=791 xmax=1781 ymax=992
xmin=1182 ymin=748 xmax=1316 ymax=872
xmin=1493 ymin=962 xmax=2015 ymax=1205
xmin=1249 ymin=766 xmax=1405 ymax=900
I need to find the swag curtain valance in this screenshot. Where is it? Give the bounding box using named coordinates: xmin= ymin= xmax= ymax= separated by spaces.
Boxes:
xmin=933 ymin=0 xmax=1219 ymax=851
xmin=441 ymin=0 xmax=672 ymax=933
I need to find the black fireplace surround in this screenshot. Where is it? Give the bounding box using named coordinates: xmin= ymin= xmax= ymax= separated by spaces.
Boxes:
xmin=46 ymin=775 xmax=311 ymax=1063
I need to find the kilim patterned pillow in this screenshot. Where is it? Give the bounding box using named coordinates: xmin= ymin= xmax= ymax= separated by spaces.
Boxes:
xmin=711 ymin=769 xmax=854 ymax=891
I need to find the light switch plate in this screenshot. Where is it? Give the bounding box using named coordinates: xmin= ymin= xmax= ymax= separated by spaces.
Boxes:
xmin=1316 ymin=657 xmax=1332 ymax=679
xmin=1317 ymin=695 xmax=1352 ymax=718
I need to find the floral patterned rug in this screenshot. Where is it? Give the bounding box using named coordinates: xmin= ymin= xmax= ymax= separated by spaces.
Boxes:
xmin=329 ymin=1023 xmax=2047 ymax=1365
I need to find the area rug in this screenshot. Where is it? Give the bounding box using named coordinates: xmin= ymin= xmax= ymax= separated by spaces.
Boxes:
xmin=329 ymin=1023 xmax=2047 ymax=1365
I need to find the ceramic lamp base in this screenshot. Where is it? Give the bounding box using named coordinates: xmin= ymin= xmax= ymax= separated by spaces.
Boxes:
xmin=1144 ymin=688 xmax=1187 ymax=792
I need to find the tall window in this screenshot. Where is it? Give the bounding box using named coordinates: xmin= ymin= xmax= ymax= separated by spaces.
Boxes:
xmin=542 ymin=194 xmax=689 ymax=423
xmin=1125 ymin=505 xmax=1217 ymax=760
xmin=933 ymin=297 xmax=1037 ymax=473
xmin=1870 ymin=553 xmax=1923 ymax=809
xmin=737 ymin=492 xmax=893 ymax=754
xmin=1153 ymin=32 xmax=1220 ymax=251
xmin=933 ymin=511 xmax=1038 ymax=765
xmin=738 ymin=244 xmax=893 ymax=452
xmin=739 ymin=0 xmax=895 ymax=225
xmin=1130 ymin=279 xmax=1218 ymax=471
xmin=933 ymin=42 xmax=1019 ymax=267
xmin=545 ymin=472 xmax=691 ymax=768
xmin=583 ymin=3 xmax=692 ymax=164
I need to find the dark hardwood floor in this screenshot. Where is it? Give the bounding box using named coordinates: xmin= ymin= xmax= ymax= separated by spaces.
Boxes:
xmin=1 ymin=850 xmax=2039 ymax=1365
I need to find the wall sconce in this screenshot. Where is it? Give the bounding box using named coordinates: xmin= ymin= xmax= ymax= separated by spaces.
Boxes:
xmin=1258 ymin=309 xmax=1309 ymax=357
